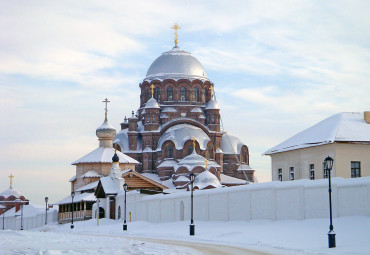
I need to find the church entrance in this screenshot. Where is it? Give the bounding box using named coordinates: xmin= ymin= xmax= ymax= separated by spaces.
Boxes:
xmin=99 ymin=207 xmax=105 ymax=218
xmin=110 ymin=197 xmax=115 ymax=219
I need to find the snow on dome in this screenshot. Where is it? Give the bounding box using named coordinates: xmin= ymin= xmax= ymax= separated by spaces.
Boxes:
xmin=81 ymin=170 xmax=102 ymax=178
xmin=160 ymin=113 xmax=169 ymax=119
xmin=72 ymin=147 xmax=139 ymax=165
xmin=193 ymin=170 xmax=222 ymax=190
xmin=221 ymin=132 xmax=245 ymax=155
xmin=145 ymin=97 xmax=160 ymax=109
xmin=191 ymin=107 xmax=203 ymax=113
xmin=174 ymin=175 xmax=190 ymax=182
xmin=174 ymin=150 xmax=220 ymax=171
xmin=205 ymin=98 xmax=220 ymax=110
xmin=162 ymin=107 xmax=177 ymax=113
xmin=264 ymin=112 xmax=370 ymax=155
xmin=157 ymin=159 xmax=178 ymax=168
xmin=114 ymin=129 xmax=142 ymax=152
xmin=144 ymin=46 xmax=208 ymax=82
xmin=96 ymin=118 xmax=116 ymax=139
xmin=0 ymin=187 xmax=23 ymax=199
xmin=157 ymin=124 xmax=211 ymax=151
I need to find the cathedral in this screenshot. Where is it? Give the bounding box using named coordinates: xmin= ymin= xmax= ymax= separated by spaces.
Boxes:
xmin=113 ymin=25 xmax=254 ymax=186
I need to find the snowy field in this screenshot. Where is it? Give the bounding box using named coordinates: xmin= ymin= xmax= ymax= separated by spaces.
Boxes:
xmin=1 ymin=216 xmax=369 ymax=255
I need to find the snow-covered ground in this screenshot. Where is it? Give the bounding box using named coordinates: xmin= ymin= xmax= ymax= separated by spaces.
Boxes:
xmin=1 ymin=216 xmax=369 ymax=254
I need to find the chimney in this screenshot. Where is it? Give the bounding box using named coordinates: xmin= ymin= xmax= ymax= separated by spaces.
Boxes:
xmin=365 ymin=111 xmax=370 ymax=124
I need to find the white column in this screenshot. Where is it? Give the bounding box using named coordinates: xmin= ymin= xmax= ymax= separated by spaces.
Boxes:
xmin=105 ymin=197 xmax=110 ymax=219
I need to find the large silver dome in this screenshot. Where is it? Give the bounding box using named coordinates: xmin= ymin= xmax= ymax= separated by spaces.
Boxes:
xmin=145 ymin=46 xmax=208 ymax=81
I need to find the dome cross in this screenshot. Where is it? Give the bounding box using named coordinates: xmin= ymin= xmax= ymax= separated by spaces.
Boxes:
xmin=102 ymin=98 xmax=110 ymax=120
xmin=209 ymin=85 xmax=214 ymax=98
xmin=171 ymin=23 xmax=181 ymax=46
xmin=8 ymin=173 xmax=14 ymax=188
xmin=191 ymin=137 xmax=196 ymax=149
xmin=150 ymin=84 xmax=155 ymax=97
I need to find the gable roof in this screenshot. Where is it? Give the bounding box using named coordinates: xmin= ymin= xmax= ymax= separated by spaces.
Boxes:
xmin=72 ymin=147 xmax=139 ymax=165
xmin=264 ymin=112 xmax=370 ymax=155
xmin=122 ymin=169 xmax=168 ymax=190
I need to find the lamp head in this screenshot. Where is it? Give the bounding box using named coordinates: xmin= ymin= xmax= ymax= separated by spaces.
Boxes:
xmin=324 ymin=156 xmax=334 ymax=171
xmin=123 ymin=183 xmax=128 ymax=192
xmin=45 ymin=197 xmax=48 ymax=203
xmin=189 ymin=173 xmax=195 ymax=182
xmin=71 ymin=191 xmax=75 ymax=198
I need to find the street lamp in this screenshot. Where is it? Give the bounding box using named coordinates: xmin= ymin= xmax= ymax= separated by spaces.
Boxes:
xmin=2 ymin=207 xmax=4 ymax=230
xmin=324 ymin=156 xmax=335 ymax=248
xmin=71 ymin=191 xmax=75 ymax=229
xmin=20 ymin=202 xmax=23 ymax=231
xmin=45 ymin=197 xmax=49 ymax=225
xmin=123 ymin=183 xmax=128 ymax=231
xmin=189 ymin=173 xmax=195 ymax=236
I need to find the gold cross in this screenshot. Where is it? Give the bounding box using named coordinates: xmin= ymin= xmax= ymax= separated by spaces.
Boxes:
xmin=102 ymin=98 xmax=110 ymax=119
xmin=9 ymin=174 xmax=14 ymax=187
xmin=191 ymin=137 xmax=196 ymax=149
xmin=209 ymin=85 xmax=214 ymax=98
xmin=150 ymin=84 xmax=155 ymax=97
xmin=171 ymin=23 xmax=181 ymax=46
xmin=205 ymin=158 xmax=208 ymax=170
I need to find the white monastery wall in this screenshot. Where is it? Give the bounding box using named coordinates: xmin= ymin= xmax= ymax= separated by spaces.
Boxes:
xmin=0 ymin=209 xmax=58 ymax=230
xmin=112 ymin=177 xmax=370 ymax=223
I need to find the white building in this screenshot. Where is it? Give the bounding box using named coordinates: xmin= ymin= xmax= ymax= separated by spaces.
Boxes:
xmin=264 ymin=112 xmax=370 ymax=181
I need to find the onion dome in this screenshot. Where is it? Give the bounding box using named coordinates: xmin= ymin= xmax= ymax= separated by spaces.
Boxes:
xmin=145 ymin=96 xmax=160 ymax=109
xmin=112 ymin=152 xmax=119 ymax=163
xmin=205 ymin=98 xmax=220 ymax=110
xmin=145 ymin=46 xmax=208 ymax=81
xmin=96 ymin=117 xmax=117 ymax=139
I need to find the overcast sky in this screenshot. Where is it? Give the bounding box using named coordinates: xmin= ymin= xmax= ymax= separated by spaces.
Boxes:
xmin=1 ymin=0 xmax=369 ymax=205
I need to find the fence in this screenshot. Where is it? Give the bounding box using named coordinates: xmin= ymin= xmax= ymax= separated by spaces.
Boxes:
xmin=114 ymin=177 xmax=370 ymax=223
xmin=0 ymin=209 xmax=58 ymax=230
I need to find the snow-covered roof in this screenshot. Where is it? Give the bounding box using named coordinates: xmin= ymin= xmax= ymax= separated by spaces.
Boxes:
xmin=72 ymin=147 xmax=139 ymax=165
xmin=81 ymin=170 xmax=101 ymax=178
xmin=69 ymin=175 xmax=76 ymax=182
xmin=221 ymin=132 xmax=245 ymax=155
xmin=264 ymin=112 xmax=370 ymax=155
xmin=199 ymin=114 xmax=206 ymax=119
xmin=174 ymin=176 xmax=190 ymax=182
xmin=191 ymin=107 xmax=203 ymax=113
xmin=220 ymin=174 xmax=248 ymax=185
xmin=162 ymin=107 xmax=177 ymax=113
xmin=56 ymin=192 xmax=96 ymax=205
xmin=114 ymin=128 xmax=142 ymax=152
xmin=99 ymin=176 xmax=120 ymax=195
xmin=145 ymin=97 xmax=160 ymax=109
xmin=144 ymin=46 xmax=209 ymax=82
xmin=75 ymin=181 xmax=99 ymax=192
xmin=3 ymin=204 xmax=56 ymax=218
xmin=0 ymin=187 xmax=23 ymax=199
xmin=160 ymin=113 xmax=169 ymax=119
xmin=157 ymin=159 xmax=178 ymax=168
xmin=96 ymin=118 xmax=116 ymax=139
xmin=237 ymin=164 xmax=253 ymax=171
xmin=205 ymin=98 xmax=220 ymax=110
xmin=143 ymin=147 xmax=153 ymax=152
xmin=157 ymin=124 xmax=211 ymax=150
xmin=194 ymin=170 xmax=222 ymax=190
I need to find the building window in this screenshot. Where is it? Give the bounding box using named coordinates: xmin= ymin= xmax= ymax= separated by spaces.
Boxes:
xmin=310 ymin=164 xmax=315 ymax=180
xmin=167 ymin=86 xmax=173 ymax=101
xmin=278 ymin=168 xmax=282 ymax=181
xmin=146 ymin=89 xmax=150 ymax=100
xmin=290 ymin=167 xmax=294 ymax=180
xmin=187 ymin=144 xmax=193 ymax=155
xmin=351 ymin=161 xmax=361 ymax=178
xmin=193 ymin=87 xmax=199 ymax=102
xmin=167 ymin=145 xmax=173 ymax=158
xmin=155 ymin=87 xmax=160 ymax=101
xmin=180 ymin=86 xmax=186 ymax=101
xmin=323 ymin=162 xmax=328 ymax=179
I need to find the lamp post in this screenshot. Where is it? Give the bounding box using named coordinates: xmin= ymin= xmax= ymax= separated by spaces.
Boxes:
xmin=189 ymin=173 xmax=195 ymax=236
xmin=20 ymin=202 xmax=24 ymax=231
xmin=324 ymin=156 xmax=335 ymax=248
xmin=123 ymin=183 xmax=128 ymax=231
xmin=45 ymin=197 xmax=49 ymax=225
xmin=2 ymin=208 xmax=4 ymax=230
xmin=71 ymin=191 xmax=75 ymax=229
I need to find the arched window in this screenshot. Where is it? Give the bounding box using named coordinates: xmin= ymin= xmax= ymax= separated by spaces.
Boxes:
xmin=193 ymin=87 xmax=199 ymax=102
xmin=146 ymin=89 xmax=150 ymax=100
xmin=187 ymin=144 xmax=193 ymax=155
xmin=180 ymin=87 xmax=186 ymax=101
xmin=242 ymin=150 xmax=248 ymax=163
xmin=152 ymin=115 xmax=155 ymax=123
xmin=167 ymin=86 xmax=173 ymax=101
xmin=167 ymin=145 xmax=173 ymax=158
xmin=155 ymin=87 xmax=160 ymax=101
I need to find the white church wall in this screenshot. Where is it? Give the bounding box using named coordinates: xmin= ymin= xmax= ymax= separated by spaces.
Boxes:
xmin=116 ymin=177 xmax=370 ymax=223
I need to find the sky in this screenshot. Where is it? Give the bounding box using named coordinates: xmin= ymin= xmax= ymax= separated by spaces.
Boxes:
xmin=0 ymin=0 xmax=369 ymax=205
